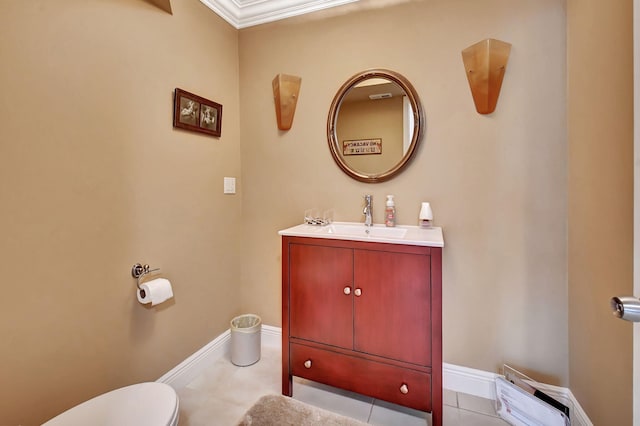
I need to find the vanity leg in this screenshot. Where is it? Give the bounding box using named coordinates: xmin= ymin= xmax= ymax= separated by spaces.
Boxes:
xmin=431 ymin=248 xmax=443 ymax=426
xmin=282 ymin=238 xmax=293 ymax=397
xmin=281 ymin=340 xmax=292 ymax=396
xmin=431 ymin=405 xmax=442 ymax=426
xmin=282 ymin=372 xmax=292 ymax=397
xmin=281 ymin=335 xmax=292 ymax=395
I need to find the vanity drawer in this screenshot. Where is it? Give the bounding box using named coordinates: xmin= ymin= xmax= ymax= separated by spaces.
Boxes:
xmin=290 ymin=343 xmax=432 ymax=412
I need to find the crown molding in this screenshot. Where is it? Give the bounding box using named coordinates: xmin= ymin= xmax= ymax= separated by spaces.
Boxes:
xmin=199 ymin=0 xmax=359 ymax=29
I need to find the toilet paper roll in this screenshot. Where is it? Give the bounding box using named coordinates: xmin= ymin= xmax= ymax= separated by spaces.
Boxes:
xmin=137 ymin=278 xmax=174 ymax=306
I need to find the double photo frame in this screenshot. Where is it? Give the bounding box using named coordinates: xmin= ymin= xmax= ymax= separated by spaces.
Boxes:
xmin=173 ymin=88 xmax=222 ymax=137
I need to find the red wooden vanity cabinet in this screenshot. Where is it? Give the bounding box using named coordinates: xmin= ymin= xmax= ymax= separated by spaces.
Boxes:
xmin=281 ymin=235 xmax=442 ymax=425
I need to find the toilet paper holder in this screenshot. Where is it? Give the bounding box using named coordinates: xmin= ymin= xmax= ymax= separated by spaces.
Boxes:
xmin=132 ymin=263 xmax=161 ymax=297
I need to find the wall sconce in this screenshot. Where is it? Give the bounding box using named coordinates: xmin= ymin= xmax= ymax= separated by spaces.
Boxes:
xmin=146 ymin=0 xmax=172 ymax=14
xmin=272 ymin=74 xmax=301 ymax=130
xmin=461 ymin=38 xmax=511 ymax=114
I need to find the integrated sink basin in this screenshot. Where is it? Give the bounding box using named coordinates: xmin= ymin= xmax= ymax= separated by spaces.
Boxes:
xmin=278 ymin=222 xmax=444 ymax=247
xmin=328 ymin=223 xmax=407 ymax=238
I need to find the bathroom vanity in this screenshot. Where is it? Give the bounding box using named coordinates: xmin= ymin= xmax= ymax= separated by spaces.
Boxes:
xmin=279 ymin=223 xmax=444 ymax=426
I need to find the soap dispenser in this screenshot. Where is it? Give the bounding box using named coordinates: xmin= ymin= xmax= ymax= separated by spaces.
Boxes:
xmin=385 ymin=195 xmax=396 ymax=227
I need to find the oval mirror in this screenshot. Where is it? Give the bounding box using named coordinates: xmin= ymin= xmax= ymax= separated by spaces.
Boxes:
xmin=327 ymin=69 xmax=424 ymax=183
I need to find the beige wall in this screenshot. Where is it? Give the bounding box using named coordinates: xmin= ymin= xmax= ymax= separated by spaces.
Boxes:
xmin=0 ymin=0 xmax=241 ymax=424
xmin=239 ymin=0 xmax=569 ymax=385
xmin=567 ymin=0 xmax=634 ymax=424
xmin=1 ymin=0 xmax=633 ymax=424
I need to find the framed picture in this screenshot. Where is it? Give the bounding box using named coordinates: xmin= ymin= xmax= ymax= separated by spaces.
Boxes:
xmin=173 ymin=88 xmax=222 ymax=137
xmin=343 ymin=138 xmax=382 ymax=155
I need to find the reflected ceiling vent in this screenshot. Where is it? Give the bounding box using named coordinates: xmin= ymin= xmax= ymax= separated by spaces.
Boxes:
xmin=368 ymin=93 xmax=393 ymax=100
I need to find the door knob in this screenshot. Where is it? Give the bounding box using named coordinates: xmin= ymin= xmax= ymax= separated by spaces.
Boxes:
xmin=344 ymin=287 xmax=351 ymax=295
xmin=354 ymin=288 xmax=362 ymax=297
xmin=611 ymin=296 xmax=640 ymax=322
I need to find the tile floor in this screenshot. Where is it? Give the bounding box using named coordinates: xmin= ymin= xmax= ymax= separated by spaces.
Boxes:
xmin=175 ymin=345 xmax=509 ymax=425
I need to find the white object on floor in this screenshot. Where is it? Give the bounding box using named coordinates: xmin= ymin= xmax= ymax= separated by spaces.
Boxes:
xmin=230 ymin=314 xmax=262 ymax=366
xmin=496 ymin=377 xmax=568 ymax=426
xmin=42 ymin=382 xmax=179 ymax=426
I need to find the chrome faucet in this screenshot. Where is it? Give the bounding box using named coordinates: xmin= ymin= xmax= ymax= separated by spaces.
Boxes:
xmin=363 ymin=195 xmax=373 ymax=227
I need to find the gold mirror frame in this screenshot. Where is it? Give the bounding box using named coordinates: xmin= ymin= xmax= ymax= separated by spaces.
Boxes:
xmin=327 ymin=69 xmax=424 ymax=183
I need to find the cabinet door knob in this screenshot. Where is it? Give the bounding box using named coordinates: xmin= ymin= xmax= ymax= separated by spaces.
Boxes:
xmin=343 ymin=287 xmax=351 ymax=295
xmin=304 ymin=360 xmax=312 ymax=369
xmin=354 ymin=288 xmax=362 ymax=297
xmin=400 ymin=384 xmax=409 ymax=394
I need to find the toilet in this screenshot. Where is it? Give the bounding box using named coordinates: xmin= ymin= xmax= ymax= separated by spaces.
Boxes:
xmin=42 ymin=382 xmax=179 ymax=426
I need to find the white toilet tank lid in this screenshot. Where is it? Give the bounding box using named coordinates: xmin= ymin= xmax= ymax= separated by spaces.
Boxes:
xmin=42 ymin=382 xmax=179 ymax=426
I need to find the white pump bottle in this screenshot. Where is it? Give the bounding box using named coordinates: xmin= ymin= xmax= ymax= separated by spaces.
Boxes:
xmin=385 ymin=195 xmax=396 ymax=227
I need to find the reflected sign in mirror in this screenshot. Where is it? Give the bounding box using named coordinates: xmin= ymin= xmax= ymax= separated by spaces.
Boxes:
xmin=327 ymin=69 xmax=424 ymax=183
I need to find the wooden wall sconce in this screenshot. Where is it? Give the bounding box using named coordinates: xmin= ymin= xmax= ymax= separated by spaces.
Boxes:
xmin=146 ymin=0 xmax=172 ymax=14
xmin=272 ymin=74 xmax=301 ymax=130
xmin=461 ymin=38 xmax=511 ymax=114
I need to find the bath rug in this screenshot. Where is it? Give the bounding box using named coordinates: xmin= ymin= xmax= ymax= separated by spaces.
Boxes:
xmin=237 ymin=394 xmax=369 ymax=426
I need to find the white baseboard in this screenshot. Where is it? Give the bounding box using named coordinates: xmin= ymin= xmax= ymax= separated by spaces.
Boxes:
xmin=158 ymin=326 xmax=591 ymax=425
xmin=443 ymin=362 xmax=499 ymax=400
xmin=261 ymin=324 xmax=282 ymax=348
xmin=156 ymin=329 xmax=230 ymax=389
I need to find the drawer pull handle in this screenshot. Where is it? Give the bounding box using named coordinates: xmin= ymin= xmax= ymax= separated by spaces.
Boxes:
xmin=354 ymin=288 xmax=362 ymax=297
xmin=400 ymin=384 xmax=409 ymax=394
xmin=304 ymin=360 xmax=312 ymax=369
xmin=343 ymin=287 xmax=351 ymax=295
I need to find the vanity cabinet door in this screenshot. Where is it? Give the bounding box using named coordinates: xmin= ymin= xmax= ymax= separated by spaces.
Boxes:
xmin=289 ymin=243 xmax=354 ymax=349
xmin=353 ymin=249 xmax=432 ymax=366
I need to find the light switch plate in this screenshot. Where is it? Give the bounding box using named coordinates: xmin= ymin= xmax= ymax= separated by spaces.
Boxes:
xmin=224 ymin=177 xmax=236 ymax=194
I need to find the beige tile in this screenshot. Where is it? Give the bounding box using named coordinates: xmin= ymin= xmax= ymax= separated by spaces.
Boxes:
xmin=458 ymin=409 xmax=510 ymax=425
xmin=293 ymin=378 xmax=374 ymax=422
xmin=178 ymin=347 xmax=283 ymax=425
xmin=443 ymin=389 xmax=458 ymax=407
xmin=185 ymin=356 xmax=237 ymax=392
xmin=176 ymin=388 xmax=248 ymax=426
xmin=443 ymin=404 xmax=461 ymax=425
xmin=369 ymin=399 xmax=430 ymax=426
xmin=457 ymin=393 xmax=498 ymax=417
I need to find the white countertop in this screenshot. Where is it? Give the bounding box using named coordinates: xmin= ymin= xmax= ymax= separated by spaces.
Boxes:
xmin=278 ymin=222 xmax=444 ymax=247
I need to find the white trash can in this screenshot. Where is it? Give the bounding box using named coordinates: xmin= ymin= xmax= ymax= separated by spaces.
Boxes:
xmin=230 ymin=314 xmax=262 ymax=366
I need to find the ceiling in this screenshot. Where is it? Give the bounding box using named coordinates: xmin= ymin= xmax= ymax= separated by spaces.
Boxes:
xmin=198 ymin=0 xmax=360 ymax=29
